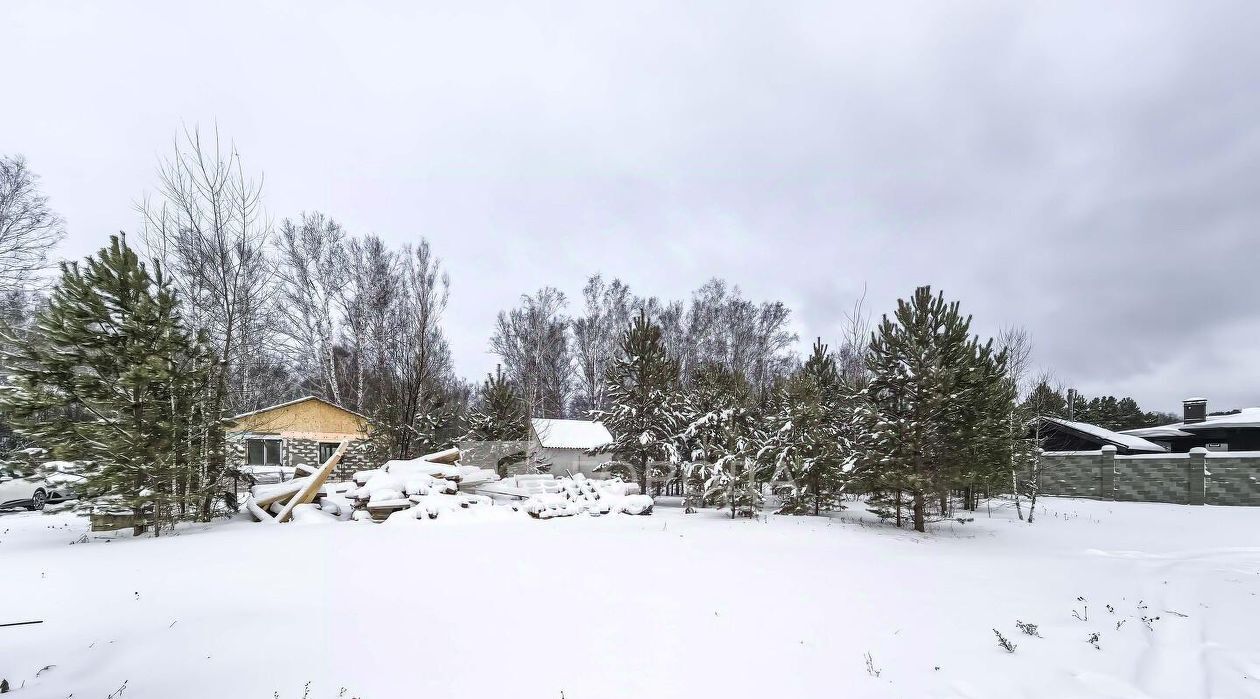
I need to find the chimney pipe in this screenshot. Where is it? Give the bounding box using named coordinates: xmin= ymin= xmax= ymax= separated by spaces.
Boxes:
xmin=1183 ymin=398 xmax=1207 ymax=424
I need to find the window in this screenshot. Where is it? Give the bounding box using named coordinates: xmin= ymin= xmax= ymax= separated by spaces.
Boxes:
xmin=246 ymin=438 xmax=283 ymax=465
xmin=318 ymin=442 xmax=341 ymax=464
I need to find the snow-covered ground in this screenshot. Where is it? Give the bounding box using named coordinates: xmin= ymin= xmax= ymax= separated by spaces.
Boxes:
xmin=3 ymin=498 xmax=1259 ymax=699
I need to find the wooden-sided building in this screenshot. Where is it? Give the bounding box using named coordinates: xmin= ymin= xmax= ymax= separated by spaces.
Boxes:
xmin=225 ymin=396 xmax=375 ymax=479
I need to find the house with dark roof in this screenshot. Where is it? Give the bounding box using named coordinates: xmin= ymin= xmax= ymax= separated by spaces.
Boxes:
xmin=1122 ymin=398 xmax=1260 ymax=452
xmin=1032 ymin=415 xmax=1168 ymax=454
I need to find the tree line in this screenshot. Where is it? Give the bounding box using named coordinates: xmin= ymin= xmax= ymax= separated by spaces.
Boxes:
xmin=0 ymin=132 xmax=1184 ymax=533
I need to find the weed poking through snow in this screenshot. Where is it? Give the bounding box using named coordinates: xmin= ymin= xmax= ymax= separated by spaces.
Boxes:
xmin=1087 ymin=632 xmax=1101 ymax=650
xmin=993 ymin=629 xmax=1017 ymax=653
xmin=1072 ymin=596 xmax=1088 ymax=621
xmin=1015 ymin=620 xmax=1041 ymax=637
xmin=864 ymin=651 xmax=882 ymax=677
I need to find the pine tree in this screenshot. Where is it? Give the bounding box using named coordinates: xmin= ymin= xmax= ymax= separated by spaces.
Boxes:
xmin=678 ymin=362 xmax=771 ymax=518
xmin=1 ymin=235 xmax=213 ymax=535
xmin=1022 ymin=381 xmax=1067 ymax=418
xmin=464 ymin=365 xmax=528 ymax=441
xmin=764 ymin=338 xmax=850 ymax=515
xmin=855 ymin=286 xmax=1011 ymax=532
xmin=593 ymin=310 xmax=686 ymax=493
xmin=684 ymin=403 xmax=767 ymax=518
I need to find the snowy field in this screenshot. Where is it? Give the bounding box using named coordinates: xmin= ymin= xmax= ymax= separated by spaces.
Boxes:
xmin=3 ymin=498 xmax=1260 ymax=699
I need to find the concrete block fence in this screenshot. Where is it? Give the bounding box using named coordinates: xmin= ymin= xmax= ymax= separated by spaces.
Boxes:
xmin=1033 ymin=447 xmax=1260 ymax=506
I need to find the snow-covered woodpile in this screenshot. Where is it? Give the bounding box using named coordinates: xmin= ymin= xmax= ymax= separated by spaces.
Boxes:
xmin=242 ymin=441 xmax=348 ymax=523
xmin=242 ymin=446 xmax=654 ymax=524
xmin=478 ymin=473 xmax=654 ymax=518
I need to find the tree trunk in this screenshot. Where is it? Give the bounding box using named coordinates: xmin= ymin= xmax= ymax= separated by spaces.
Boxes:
xmin=1011 ymin=468 xmax=1024 ymax=521
xmin=638 ymin=453 xmax=648 ymax=497
xmin=912 ymin=491 xmax=926 ymax=533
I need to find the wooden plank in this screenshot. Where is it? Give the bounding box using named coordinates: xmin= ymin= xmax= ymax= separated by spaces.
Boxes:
xmin=245 ymin=498 xmax=277 ymax=523
xmin=418 ymin=447 xmax=461 ymax=464
xmin=252 ymin=478 xmax=309 ymax=508
xmin=276 ymin=442 xmax=347 ymax=523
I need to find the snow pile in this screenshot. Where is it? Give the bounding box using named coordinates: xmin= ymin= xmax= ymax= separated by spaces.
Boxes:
xmin=244 ymin=449 xmax=655 ymax=524
xmin=341 ymin=455 xmax=501 ymax=521
xmin=481 ymin=473 xmax=653 ymax=518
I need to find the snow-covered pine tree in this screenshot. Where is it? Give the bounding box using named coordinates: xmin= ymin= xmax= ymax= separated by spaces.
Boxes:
xmin=857 ymin=286 xmax=1010 ymax=532
xmin=1 ymin=235 xmax=213 ymax=535
xmin=593 ymin=309 xmax=686 ymax=494
xmin=940 ymin=336 xmax=1012 ymax=516
xmin=685 ymin=403 xmax=768 ymax=518
xmin=464 ymin=364 xmax=528 ymax=441
xmin=678 ymin=362 xmax=770 ymax=518
xmin=764 ymin=338 xmax=850 ymax=515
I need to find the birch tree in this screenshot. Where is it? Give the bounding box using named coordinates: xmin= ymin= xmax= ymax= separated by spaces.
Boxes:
xmin=0 ymin=155 xmax=64 ymax=293
xmin=275 ymin=211 xmax=346 ymax=402
xmin=571 ymin=274 xmax=633 ymax=418
xmin=490 ymin=287 xmax=571 ymax=419
xmin=139 ymin=126 xmax=274 ymax=516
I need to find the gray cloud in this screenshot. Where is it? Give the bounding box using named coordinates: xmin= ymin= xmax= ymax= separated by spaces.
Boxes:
xmin=2 ymin=0 xmax=1257 ymax=413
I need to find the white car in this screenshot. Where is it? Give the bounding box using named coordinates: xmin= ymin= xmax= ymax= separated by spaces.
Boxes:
xmin=0 ymin=464 xmax=81 ymax=511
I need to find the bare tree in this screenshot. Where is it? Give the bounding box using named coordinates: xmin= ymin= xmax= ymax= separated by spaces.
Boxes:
xmin=338 ymin=234 xmax=403 ymax=412
xmin=570 ymin=274 xmax=633 ymax=417
xmin=490 ymin=287 xmax=571 ymax=419
xmin=0 ymin=155 xmax=65 ymax=292
xmin=998 ymin=325 xmax=1035 ymax=520
xmin=275 ymin=212 xmax=346 ymax=403
xmin=682 ymin=279 xmax=797 ymax=391
xmin=1021 ymin=370 xmax=1064 ymax=524
xmin=837 ymin=285 xmax=873 ymax=389
xmin=138 ymin=125 xmax=274 ymax=517
xmin=388 ymin=240 xmax=455 ymax=456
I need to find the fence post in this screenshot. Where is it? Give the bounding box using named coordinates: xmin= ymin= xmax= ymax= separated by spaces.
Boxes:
xmin=1188 ymin=447 xmax=1206 ymax=505
xmin=1099 ymin=445 xmax=1116 ymax=500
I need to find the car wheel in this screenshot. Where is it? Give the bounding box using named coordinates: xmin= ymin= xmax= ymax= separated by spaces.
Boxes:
xmin=30 ymin=489 xmax=47 ymax=511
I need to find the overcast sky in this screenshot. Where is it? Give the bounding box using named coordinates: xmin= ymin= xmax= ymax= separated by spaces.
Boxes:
xmin=3 ymin=1 xmax=1258 ymax=413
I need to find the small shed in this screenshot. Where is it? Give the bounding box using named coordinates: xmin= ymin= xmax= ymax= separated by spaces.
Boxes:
xmin=226 ymin=396 xmax=375 ymax=479
xmin=529 ymin=418 xmax=614 ymax=478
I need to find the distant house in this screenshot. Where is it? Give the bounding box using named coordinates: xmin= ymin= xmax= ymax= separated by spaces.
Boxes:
xmin=528 ymin=418 xmax=614 ymax=478
xmin=225 ymin=396 xmax=375 ymax=479
xmin=1032 ymin=416 xmax=1167 ymax=454
xmin=1122 ymin=398 xmax=1260 ymax=453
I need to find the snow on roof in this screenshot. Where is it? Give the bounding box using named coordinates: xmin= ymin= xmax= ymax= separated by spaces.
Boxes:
xmin=1123 ymin=407 xmax=1260 ymax=438
xmin=229 ymin=395 xmax=369 ymax=421
xmin=1043 ymin=416 xmax=1168 ymax=453
xmin=531 ymin=418 xmax=613 ymax=450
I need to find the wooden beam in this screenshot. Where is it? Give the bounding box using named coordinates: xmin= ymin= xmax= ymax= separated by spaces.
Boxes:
xmin=252 ymin=478 xmax=309 ymax=508
xmin=418 ymin=447 xmax=461 ymax=464
xmin=276 ymin=442 xmax=347 ymax=523
xmin=245 ymin=497 xmax=277 ymax=523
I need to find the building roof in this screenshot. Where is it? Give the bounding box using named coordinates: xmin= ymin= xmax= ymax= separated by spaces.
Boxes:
xmin=1122 ymin=407 xmax=1260 ymax=439
xmin=1042 ymin=416 xmax=1168 ymax=453
xmin=530 ymin=418 xmax=613 ymax=450
xmin=229 ymin=395 xmax=369 ymax=422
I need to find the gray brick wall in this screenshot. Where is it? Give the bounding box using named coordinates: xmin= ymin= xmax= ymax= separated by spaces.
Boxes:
xmin=1113 ymin=455 xmax=1190 ymax=503
xmin=230 ymin=435 xmax=376 ymax=480
xmin=1205 ymin=455 xmax=1260 ymax=506
xmin=1035 ymin=452 xmax=1101 ymax=498
xmin=1035 ymin=448 xmax=1260 ymax=506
